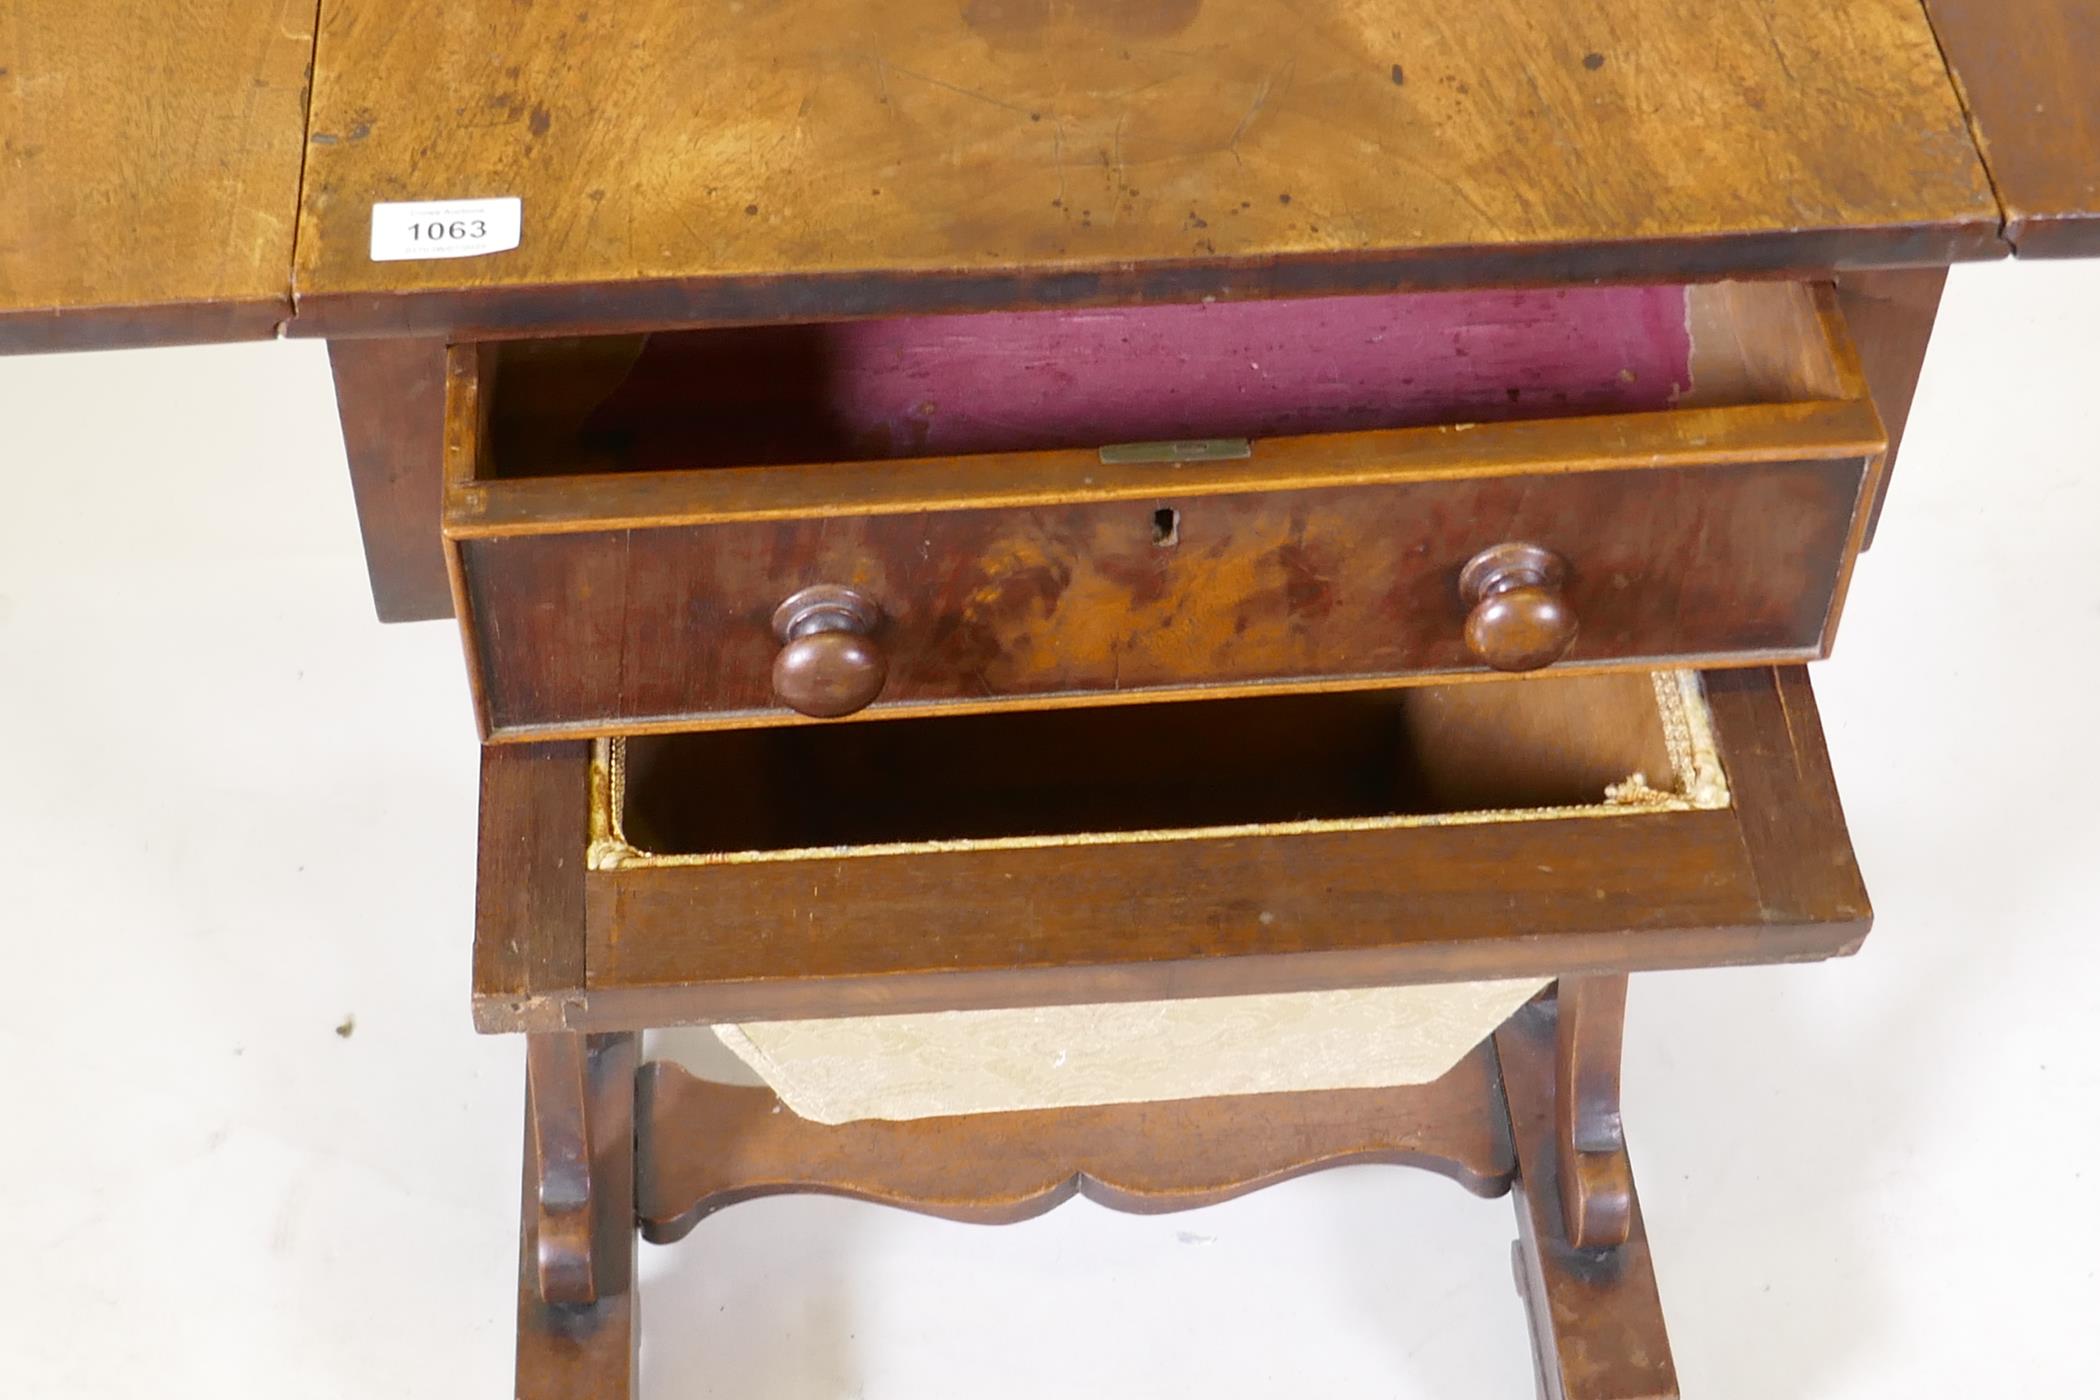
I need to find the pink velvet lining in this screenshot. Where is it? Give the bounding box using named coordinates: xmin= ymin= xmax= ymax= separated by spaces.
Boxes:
xmin=579 ymin=285 xmax=1694 ymax=470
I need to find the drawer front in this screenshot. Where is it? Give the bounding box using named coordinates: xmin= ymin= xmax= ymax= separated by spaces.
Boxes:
xmin=444 ymin=280 xmax=1884 ymax=741
xmin=461 ymin=453 xmax=1868 ymax=738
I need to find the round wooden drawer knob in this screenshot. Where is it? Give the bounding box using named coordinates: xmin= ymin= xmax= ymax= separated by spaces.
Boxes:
xmin=1459 ymin=543 xmax=1578 ymax=673
xmin=771 ymin=585 xmax=888 ymax=718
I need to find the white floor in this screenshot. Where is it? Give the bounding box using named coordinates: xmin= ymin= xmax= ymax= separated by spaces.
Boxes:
xmin=2 ymin=260 xmax=2096 ymax=1398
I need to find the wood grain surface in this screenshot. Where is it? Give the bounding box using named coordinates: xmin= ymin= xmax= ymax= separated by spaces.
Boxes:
xmin=1835 ymin=268 xmax=1948 ymax=545
xmin=459 ymin=453 xmax=1870 ymax=738
xmin=1922 ymin=0 xmax=2100 ymax=257
xmin=634 ymin=1047 xmax=1515 ymax=1243
xmin=1698 ymin=664 xmax=1869 ymax=927
xmin=0 ymin=0 xmax=317 ymax=351
xmin=473 ymin=742 xmax=593 ymax=1033
xmin=582 ymin=803 xmax=1793 ymax=1027
xmin=292 ymin=0 xmax=2000 ymax=337
xmin=327 ymin=338 xmax=454 ymax=620
xmin=0 ymin=1 xmax=2057 ymax=350
xmin=323 ymin=333 xmax=455 ymax=617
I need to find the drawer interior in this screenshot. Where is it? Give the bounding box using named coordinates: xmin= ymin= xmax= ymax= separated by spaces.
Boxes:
xmin=474 ymin=281 xmax=1851 ymax=480
xmin=597 ymin=670 xmax=1727 ymax=865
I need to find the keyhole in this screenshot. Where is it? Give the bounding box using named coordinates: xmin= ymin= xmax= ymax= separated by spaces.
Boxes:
xmin=1151 ymin=507 xmax=1180 ymax=547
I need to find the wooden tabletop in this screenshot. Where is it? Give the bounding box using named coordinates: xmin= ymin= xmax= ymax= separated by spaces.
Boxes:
xmin=1922 ymin=0 xmax=2100 ymax=258
xmin=289 ymin=0 xmax=2002 ymax=337
xmin=6 ymin=0 xmax=2096 ymax=350
xmin=0 ymin=0 xmax=315 ymax=351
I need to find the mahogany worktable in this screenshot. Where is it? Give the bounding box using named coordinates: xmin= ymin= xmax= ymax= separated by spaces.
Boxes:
xmin=4 ymin=5 xmax=2098 ymax=1397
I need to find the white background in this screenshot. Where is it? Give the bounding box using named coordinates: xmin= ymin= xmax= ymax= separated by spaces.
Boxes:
xmin=2 ymin=260 xmax=2095 ymax=1397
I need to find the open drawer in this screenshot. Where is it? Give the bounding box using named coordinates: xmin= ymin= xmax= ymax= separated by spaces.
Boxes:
xmin=472 ymin=665 xmax=1869 ymax=1033
xmin=444 ymin=281 xmax=1886 ymax=742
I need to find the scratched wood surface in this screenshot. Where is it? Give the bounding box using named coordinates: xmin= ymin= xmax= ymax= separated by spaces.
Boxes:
xmin=1921 ymin=0 xmax=2100 ymax=257
xmin=293 ymin=0 xmax=2000 ymax=337
xmin=0 ymin=0 xmax=317 ymax=351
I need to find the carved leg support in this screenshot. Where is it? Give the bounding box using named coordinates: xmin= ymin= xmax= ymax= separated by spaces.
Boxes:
xmin=1498 ymin=988 xmax=1677 ymax=1400
xmin=517 ymin=1031 xmax=639 ymax=1400
xmin=635 ymin=1044 xmax=1516 ymax=1240
xmin=1555 ymin=975 xmax=1633 ymax=1250
xmin=529 ymin=1034 xmax=604 ymax=1305
xmin=544 ymin=995 xmax=1673 ymax=1397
